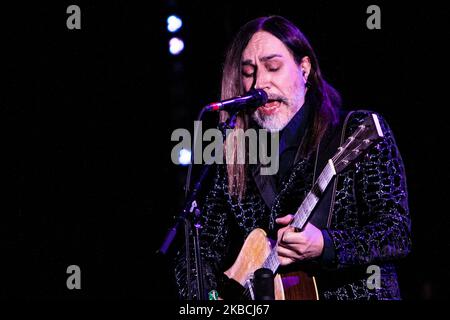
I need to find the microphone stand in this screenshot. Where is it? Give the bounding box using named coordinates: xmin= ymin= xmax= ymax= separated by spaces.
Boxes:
xmin=158 ymin=108 xmax=238 ymax=300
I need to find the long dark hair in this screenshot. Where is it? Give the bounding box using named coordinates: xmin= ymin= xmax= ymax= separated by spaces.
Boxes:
xmin=221 ymin=16 xmax=341 ymax=199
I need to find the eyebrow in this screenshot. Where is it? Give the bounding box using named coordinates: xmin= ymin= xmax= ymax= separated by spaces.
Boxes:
xmin=241 ymin=54 xmax=283 ymax=66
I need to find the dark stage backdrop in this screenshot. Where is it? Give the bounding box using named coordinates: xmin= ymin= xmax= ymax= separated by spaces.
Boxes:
xmin=2 ymin=1 xmax=449 ymax=299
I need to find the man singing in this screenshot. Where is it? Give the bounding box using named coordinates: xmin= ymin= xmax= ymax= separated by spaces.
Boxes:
xmin=175 ymin=15 xmax=411 ymax=300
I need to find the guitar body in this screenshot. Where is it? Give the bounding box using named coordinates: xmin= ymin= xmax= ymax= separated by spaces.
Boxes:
xmin=224 ymin=228 xmax=319 ymax=300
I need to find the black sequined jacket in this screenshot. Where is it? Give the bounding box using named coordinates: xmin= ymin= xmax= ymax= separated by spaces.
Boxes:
xmin=174 ymin=110 xmax=411 ymax=300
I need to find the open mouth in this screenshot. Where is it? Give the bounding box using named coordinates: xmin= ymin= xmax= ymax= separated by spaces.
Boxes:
xmin=259 ymin=99 xmax=282 ymax=115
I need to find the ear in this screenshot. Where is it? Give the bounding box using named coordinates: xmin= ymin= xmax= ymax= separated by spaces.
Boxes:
xmin=300 ymin=56 xmax=312 ymax=82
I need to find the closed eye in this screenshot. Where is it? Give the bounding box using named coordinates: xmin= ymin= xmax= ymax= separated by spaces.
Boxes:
xmin=242 ymin=65 xmax=255 ymax=78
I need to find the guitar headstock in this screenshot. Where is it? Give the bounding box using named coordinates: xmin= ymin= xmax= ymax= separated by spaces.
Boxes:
xmin=332 ymin=113 xmax=384 ymax=174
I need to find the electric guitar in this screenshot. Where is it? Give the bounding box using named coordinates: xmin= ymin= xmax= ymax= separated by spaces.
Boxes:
xmin=220 ymin=113 xmax=385 ymax=300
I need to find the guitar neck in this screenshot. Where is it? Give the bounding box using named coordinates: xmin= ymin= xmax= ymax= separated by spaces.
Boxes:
xmin=291 ymin=160 xmax=336 ymax=230
xmin=262 ymin=160 xmax=337 ymax=273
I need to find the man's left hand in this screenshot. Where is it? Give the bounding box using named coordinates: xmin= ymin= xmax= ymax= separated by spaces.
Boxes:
xmin=275 ymin=214 xmax=324 ymax=266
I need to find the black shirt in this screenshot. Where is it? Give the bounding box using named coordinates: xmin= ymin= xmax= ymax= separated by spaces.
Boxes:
xmin=276 ymin=99 xmax=312 ymax=190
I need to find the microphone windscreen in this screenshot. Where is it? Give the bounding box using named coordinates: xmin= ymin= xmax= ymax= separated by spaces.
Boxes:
xmin=253 ymin=267 xmax=274 ymax=300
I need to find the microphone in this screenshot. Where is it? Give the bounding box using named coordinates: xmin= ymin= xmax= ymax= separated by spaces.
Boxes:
xmin=204 ymin=89 xmax=268 ymax=113
xmin=253 ymin=268 xmax=275 ymax=300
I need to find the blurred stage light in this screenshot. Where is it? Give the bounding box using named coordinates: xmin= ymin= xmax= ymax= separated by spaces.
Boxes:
xmin=178 ymin=148 xmax=191 ymax=165
xmin=167 ymin=15 xmax=183 ymax=33
xmin=169 ymin=37 xmax=184 ymax=55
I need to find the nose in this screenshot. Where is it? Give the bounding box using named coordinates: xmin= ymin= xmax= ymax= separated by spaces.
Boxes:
xmin=254 ymin=69 xmax=270 ymax=91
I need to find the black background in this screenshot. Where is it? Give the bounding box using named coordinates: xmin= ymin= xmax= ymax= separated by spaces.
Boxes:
xmin=2 ymin=1 xmax=449 ymax=299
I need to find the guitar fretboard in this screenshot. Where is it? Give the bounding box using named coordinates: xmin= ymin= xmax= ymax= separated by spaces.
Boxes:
xmin=262 ymin=160 xmax=336 ymax=274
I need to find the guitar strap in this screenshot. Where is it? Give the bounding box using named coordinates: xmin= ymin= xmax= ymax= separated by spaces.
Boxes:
xmin=309 ymin=110 xmax=353 ymax=229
